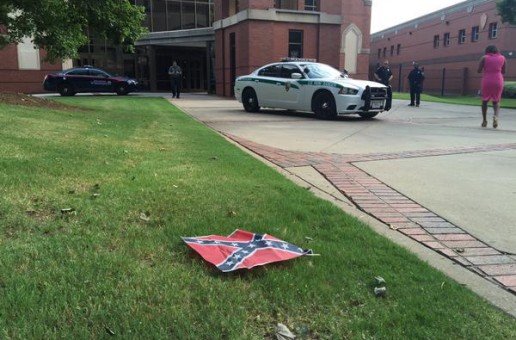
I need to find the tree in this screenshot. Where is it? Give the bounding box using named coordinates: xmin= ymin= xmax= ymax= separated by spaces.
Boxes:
xmin=497 ymin=0 xmax=516 ymax=25
xmin=0 ymin=0 xmax=146 ymax=62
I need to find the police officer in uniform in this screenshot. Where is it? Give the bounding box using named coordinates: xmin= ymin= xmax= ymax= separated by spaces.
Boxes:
xmin=408 ymin=62 xmax=425 ymax=107
xmin=374 ymin=60 xmax=393 ymax=86
xmin=168 ymin=60 xmax=183 ymax=98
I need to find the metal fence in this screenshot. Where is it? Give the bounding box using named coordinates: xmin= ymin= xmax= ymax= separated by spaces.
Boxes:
xmin=390 ymin=65 xmax=483 ymax=97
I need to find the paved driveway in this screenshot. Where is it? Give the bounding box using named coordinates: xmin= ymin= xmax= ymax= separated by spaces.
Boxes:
xmin=172 ymin=93 xmax=516 ymax=298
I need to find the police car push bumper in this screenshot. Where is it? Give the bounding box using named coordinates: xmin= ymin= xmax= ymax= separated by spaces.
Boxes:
xmin=360 ymin=85 xmax=392 ymax=112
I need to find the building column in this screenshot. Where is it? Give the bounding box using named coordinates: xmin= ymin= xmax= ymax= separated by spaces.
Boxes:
xmin=148 ymin=45 xmax=157 ymax=92
xmin=206 ymin=41 xmax=215 ymax=93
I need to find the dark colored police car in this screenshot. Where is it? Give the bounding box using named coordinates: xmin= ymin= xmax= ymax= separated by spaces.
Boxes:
xmin=43 ymin=66 xmax=138 ymax=96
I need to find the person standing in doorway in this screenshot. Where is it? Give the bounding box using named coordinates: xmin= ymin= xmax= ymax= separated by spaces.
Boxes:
xmin=408 ymin=62 xmax=425 ymax=107
xmin=168 ymin=60 xmax=182 ymax=98
xmin=477 ymin=45 xmax=506 ymax=128
xmin=374 ymin=60 xmax=393 ymax=86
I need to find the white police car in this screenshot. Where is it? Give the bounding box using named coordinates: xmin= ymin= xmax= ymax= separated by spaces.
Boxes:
xmin=234 ymin=59 xmax=391 ymax=119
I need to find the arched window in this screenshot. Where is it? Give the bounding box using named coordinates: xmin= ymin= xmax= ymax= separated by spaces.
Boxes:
xmin=341 ymin=24 xmax=362 ymax=74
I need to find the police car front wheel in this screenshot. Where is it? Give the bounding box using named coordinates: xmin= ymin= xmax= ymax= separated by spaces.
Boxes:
xmin=116 ymin=84 xmax=128 ymax=96
xmin=242 ymin=88 xmax=260 ymax=113
xmin=58 ymin=83 xmax=75 ymax=96
xmin=313 ymin=91 xmax=336 ymax=119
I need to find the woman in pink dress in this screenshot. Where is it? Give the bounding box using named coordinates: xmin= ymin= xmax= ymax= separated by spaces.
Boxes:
xmin=477 ymin=45 xmax=506 ymax=128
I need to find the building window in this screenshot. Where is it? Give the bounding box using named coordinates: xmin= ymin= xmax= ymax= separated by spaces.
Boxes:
xmin=17 ymin=36 xmax=41 ymax=70
xmin=443 ymin=32 xmax=450 ymax=47
xmin=390 ymin=45 xmax=394 ymax=56
xmin=304 ymin=0 xmax=319 ymax=11
xmin=396 ymin=44 xmax=401 ymax=55
xmin=229 ymin=0 xmax=239 ymax=16
xmin=377 ymin=48 xmax=381 ymax=58
xmin=471 ymin=26 xmax=479 ymax=42
xmin=489 ymin=22 xmax=498 ymax=39
xmin=275 ymin=0 xmax=297 ymax=10
xmin=458 ymin=29 xmax=466 ymax=44
xmin=145 ymin=0 xmax=216 ymax=31
xmin=433 ymin=35 xmax=440 ymax=48
xmin=288 ymin=30 xmax=303 ymax=58
xmin=382 ymin=47 xmax=386 ymax=57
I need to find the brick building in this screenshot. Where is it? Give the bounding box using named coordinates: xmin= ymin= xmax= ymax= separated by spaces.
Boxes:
xmin=1 ymin=0 xmax=375 ymax=96
xmin=0 ymin=36 xmax=68 ymax=93
xmin=213 ymin=0 xmax=374 ymax=97
xmin=370 ymin=0 xmax=516 ymax=96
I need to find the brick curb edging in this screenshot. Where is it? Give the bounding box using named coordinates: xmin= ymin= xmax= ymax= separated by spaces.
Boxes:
xmin=227 ymin=134 xmax=516 ymax=295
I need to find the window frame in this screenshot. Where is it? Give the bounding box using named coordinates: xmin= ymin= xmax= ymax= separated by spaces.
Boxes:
xmin=489 ymin=22 xmax=498 ymax=39
xmin=258 ymin=64 xmax=282 ymax=77
xmin=458 ymin=29 xmax=466 ymax=44
xmin=304 ymin=0 xmax=319 ymax=11
xmin=66 ymin=69 xmax=90 ymax=76
xmin=288 ymin=30 xmax=304 ymax=58
xmin=471 ymin=26 xmax=479 ymax=42
xmin=274 ymin=0 xmax=297 ymax=10
xmin=433 ymin=35 xmax=440 ymax=48
xmin=17 ymin=36 xmax=41 ymax=70
xmin=279 ymin=64 xmax=303 ymax=79
xmin=89 ymin=69 xmax=110 ymax=77
xmin=443 ymin=32 xmax=450 ymax=47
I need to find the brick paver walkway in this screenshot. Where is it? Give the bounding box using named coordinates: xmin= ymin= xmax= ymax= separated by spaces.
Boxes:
xmin=228 ymin=133 xmax=516 ymax=295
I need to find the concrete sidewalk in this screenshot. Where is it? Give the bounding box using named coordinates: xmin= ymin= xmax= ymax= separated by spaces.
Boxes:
xmin=169 ymin=92 xmax=516 ymax=316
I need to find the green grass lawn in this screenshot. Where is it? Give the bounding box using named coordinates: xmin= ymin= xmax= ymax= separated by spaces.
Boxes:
xmin=393 ymin=92 xmax=516 ymax=109
xmin=1 ymin=96 xmax=515 ymax=338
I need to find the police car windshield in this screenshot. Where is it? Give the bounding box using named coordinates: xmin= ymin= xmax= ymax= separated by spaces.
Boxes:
xmin=302 ymin=63 xmax=342 ymax=79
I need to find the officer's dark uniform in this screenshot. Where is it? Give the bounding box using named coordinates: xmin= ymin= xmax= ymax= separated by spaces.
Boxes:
xmin=374 ymin=65 xmax=393 ymax=86
xmin=408 ymin=65 xmax=425 ymax=106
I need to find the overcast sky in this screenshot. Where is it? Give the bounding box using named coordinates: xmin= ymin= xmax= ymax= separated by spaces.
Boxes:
xmin=371 ymin=0 xmax=465 ymax=33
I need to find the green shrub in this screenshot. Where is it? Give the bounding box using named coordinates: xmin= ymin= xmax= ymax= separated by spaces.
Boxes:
xmin=503 ymin=81 xmax=516 ymax=98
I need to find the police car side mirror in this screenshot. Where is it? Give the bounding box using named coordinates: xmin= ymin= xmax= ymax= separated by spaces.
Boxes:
xmin=291 ymin=73 xmax=302 ymax=79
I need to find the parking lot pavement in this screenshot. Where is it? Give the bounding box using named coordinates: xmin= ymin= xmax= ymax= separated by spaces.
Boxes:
xmin=171 ymin=94 xmax=516 ymax=305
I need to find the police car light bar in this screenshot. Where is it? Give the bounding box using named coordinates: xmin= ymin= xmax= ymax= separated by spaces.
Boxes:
xmin=281 ymin=57 xmax=317 ymax=62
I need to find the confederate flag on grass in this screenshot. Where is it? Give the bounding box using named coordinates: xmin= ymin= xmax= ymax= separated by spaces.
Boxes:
xmin=182 ymin=229 xmax=314 ymax=272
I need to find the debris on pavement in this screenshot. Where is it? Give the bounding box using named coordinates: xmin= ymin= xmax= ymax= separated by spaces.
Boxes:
xmin=389 ymin=224 xmax=399 ymax=230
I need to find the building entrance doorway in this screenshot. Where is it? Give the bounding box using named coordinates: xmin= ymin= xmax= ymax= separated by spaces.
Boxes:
xmin=156 ymin=47 xmax=207 ymax=92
